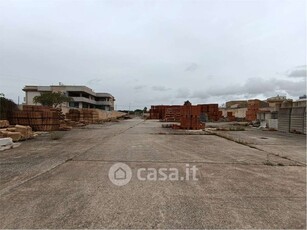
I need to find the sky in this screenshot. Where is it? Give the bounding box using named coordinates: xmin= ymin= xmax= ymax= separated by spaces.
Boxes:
xmin=0 ymin=0 xmax=306 ymax=110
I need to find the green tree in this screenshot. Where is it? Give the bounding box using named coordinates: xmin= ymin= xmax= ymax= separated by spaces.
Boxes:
xmin=143 ymin=107 xmax=147 ymax=113
xmin=33 ymin=92 xmax=73 ymax=108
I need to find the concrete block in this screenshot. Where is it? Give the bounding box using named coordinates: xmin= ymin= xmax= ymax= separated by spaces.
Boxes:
xmin=0 ymin=137 xmax=13 ymax=146
xmin=0 ymin=120 xmax=9 ymax=128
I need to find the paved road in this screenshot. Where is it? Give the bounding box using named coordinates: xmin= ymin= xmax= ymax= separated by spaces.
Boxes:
xmin=0 ymin=118 xmax=306 ymax=228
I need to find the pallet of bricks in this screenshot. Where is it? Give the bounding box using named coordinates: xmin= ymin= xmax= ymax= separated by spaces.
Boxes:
xmin=198 ymin=104 xmax=221 ymax=121
xmin=180 ymin=102 xmax=204 ymax=130
xmin=149 ymin=105 xmax=168 ymax=120
xmin=81 ymin=109 xmax=99 ymax=124
xmin=66 ymin=109 xmax=99 ymax=124
xmin=66 ymin=109 xmax=81 ymax=122
xmin=227 ymin=112 xmax=236 ymax=121
xmin=149 ymin=106 xmax=159 ymax=119
xmin=246 ymin=100 xmax=266 ymax=121
xmin=10 ymin=105 xmax=61 ymax=131
xmin=164 ymin=106 xmax=181 ymax=122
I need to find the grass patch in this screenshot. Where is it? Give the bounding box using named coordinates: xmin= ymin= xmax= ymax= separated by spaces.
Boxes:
xmin=229 ymin=126 xmax=246 ymax=131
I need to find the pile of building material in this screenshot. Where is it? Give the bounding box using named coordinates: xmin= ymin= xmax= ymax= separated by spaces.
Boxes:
xmin=66 ymin=109 xmax=125 ymax=124
xmin=0 ymin=137 xmax=21 ymax=151
xmin=198 ymin=104 xmax=222 ymax=121
xmin=66 ymin=109 xmax=80 ymax=122
xmin=246 ymin=100 xmax=269 ymax=121
xmin=164 ymin=106 xmax=181 ymax=122
xmin=180 ymin=101 xmax=205 ymax=130
xmin=0 ymin=120 xmax=10 ymax=128
xmin=149 ymin=104 xmax=222 ymax=122
xmin=10 ymin=105 xmax=62 ymax=131
xmin=227 ymin=112 xmax=236 ymax=122
xmin=66 ymin=109 xmax=100 ymax=124
xmin=0 ymin=124 xmax=35 ymax=141
xmin=81 ymin=109 xmax=99 ymax=123
xmin=149 ymin=105 xmax=167 ymax=119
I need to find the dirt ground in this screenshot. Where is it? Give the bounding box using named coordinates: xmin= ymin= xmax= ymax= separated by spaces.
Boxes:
xmin=0 ymin=118 xmax=306 ymax=228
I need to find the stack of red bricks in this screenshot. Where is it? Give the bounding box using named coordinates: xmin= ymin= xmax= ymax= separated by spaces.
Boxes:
xmin=10 ymin=105 xmax=61 ymax=131
xmin=246 ymin=99 xmax=268 ymax=121
xmin=227 ymin=112 xmax=236 ymax=122
xmin=197 ymin=104 xmax=222 ymax=121
xmin=149 ymin=105 xmax=167 ymax=120
xmin=164 ymin=106 xmax=181 ymax=122
xmin=180 ymin=102 xmax=205 ymax=130
xmin=149 ymin=104 xmax=222 ymax=122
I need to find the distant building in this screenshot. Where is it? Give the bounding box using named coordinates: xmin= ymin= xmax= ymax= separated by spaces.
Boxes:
xmin=225 ymin=100 xmax=248 ymax=109
xmin=23 ymin=85 xmax=115 ymax=111
xmin=266 ymin=95 xmax=287 ymax=111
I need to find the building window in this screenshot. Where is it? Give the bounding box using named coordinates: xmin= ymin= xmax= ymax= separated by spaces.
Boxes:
xmin=69 ymin=102 xmax=79 ymax=108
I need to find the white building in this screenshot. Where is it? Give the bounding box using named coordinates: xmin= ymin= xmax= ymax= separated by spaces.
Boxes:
xmin=23 ymin=85 xmax=115 ymax=111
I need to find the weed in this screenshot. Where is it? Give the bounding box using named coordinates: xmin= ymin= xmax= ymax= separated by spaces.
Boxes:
xmin=50 ymin=132 xmax=65 ymax=140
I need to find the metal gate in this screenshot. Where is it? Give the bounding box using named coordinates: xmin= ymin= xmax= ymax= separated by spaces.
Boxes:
xmin=278 ymin=108 xmax=291 ymax=132
xmin=290 ymin=107 xmax=305 ymax=134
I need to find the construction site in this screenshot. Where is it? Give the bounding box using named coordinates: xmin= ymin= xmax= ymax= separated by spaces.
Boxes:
xmin=0 ymin=0 xmax=306 ymax=228
xmin=0 ymin=88 xmax=306 ymax=229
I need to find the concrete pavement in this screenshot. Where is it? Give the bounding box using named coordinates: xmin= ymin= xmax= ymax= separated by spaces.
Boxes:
xmin=0 ymin=118 xmax=306 ymax=228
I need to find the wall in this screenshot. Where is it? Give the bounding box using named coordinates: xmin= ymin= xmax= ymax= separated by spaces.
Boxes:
xmin=290 ymin=107 xmax=305 ymax=134
xmin=220 ymin=108 xmax=247 ymax=118
xmin=26 ymin=91 xmax=41 ymax=105
xmin=278 ymin=108 xmax=291 ymax=133
xmin=268 ymin=119 xmax=278 ymax=130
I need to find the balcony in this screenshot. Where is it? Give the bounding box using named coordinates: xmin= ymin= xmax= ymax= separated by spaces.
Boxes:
xmin=71 ymin=97 xmax=113 ymax=106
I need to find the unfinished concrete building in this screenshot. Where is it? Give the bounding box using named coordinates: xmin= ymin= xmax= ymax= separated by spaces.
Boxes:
xmin=23 ymin=85 xmax=115 ymax=111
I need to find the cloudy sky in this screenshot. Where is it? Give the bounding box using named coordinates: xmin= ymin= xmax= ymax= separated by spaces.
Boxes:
xmin=0 ymin=0 xmax=306 ymax=110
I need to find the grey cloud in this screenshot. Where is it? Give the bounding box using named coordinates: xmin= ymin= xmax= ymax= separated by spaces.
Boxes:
xmin=175 ymin=88 xmax=191 ymax=98
xmin=287 ymin=66 xmax=306 ymax=78
xmin=185 ymin=63 xmax=198 ymax=72
xmin=0 ymin=0 xmax=305 ymax=109
xmin=134 ymin=85 xmax=147 ymax=90
xmin=151 ymin=86 xmax=171 ymax=92
xmin=192 ymin=77 xmax=306 ymax=100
